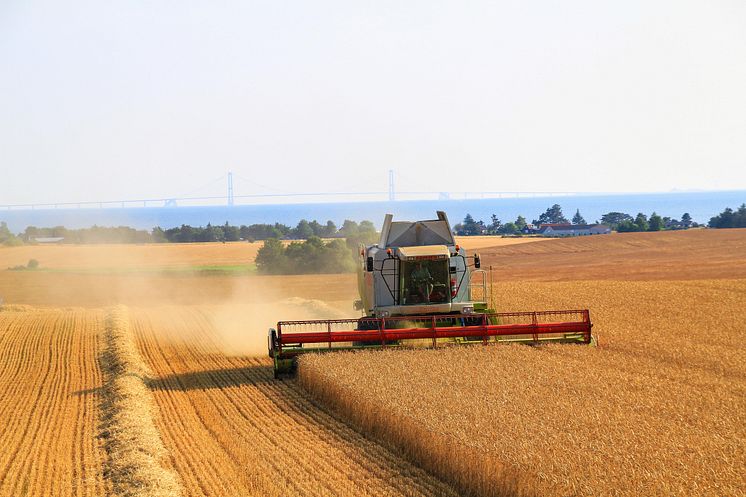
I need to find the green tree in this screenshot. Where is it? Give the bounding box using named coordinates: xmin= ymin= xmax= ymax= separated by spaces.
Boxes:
xmin=358 ymin=220 xmax=376 ymax=235
xmin=514 ymin=215 xmax=527 ymax=231
xmin=487 ymin=214 xmax=501 ymax=234
xmin=648 ymin=212 xmax=663 ymax=231
xmin=339 ymin=220 xmax=359 ymax=238
xmin=151 ymin=227 xmax=167 ymax=243
xmin=634 ymin=213 xmax=649 ymax=232
xmin=257 ymin=236 xmax=357 ymax=274
xmin=293 ymin=219 xmax=314 ymax=239
xmin=344 ymin=220 xmax=378 ymax=250
xmin=709 ymin=204 xmax=746 ymax=228
xmin=681 ymin=213 xmax=692 ymax=228
xmin=499 ymin=222 xmax=518 ymax=234
xmin=194 ymin=223 xmax=224 ymax=242
xmin=240 ymin=223 xmax=290 ymax=241
xmin=601 ymin=212 xmax=633 ymax=230
xmin=458 ymin=214 xmax=482 ymax=236
xmin=308 ymin=220 xmax=324 ymax=237
xmin=0 ymin=222 xmax=22 ymax=246
xmin=255 ymin=238 xmax=289 ymax=274
xmin=323 ymin=220 xmax=337 ymax=237
xmin=572 ymin=209 xmax=586 ymax=225
xmin=286 ymin=236 xmax=324 ymax=270
xmin=616 ymin=220 xmax=639 ymax=232
xmin=534 ymin=204 xmax=568 ymax=226
xmin=222 ymin=222 xmax=240 ymax=242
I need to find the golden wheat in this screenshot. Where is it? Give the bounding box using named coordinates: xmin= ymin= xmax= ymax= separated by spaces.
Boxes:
xmin=0 ymin=307 xmax=110 ymax=496
xmin=300 ymin=279 xmax=746 ymax=497
xmin=130 ymin=305 xmax=460 ymax=497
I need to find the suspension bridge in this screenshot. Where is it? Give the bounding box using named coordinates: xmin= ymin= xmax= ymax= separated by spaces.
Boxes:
xmin=1 ymin=171 xmax=587 ymax=211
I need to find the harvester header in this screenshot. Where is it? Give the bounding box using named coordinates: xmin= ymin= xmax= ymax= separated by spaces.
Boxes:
xmin=268 ymin=211 xmax=593 ymax=377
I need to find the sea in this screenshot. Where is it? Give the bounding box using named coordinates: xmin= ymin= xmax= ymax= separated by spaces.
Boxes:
xmin=2 ymin=191 xmax=745 ymax=233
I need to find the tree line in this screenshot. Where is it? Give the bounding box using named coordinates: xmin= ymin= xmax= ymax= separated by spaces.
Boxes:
xmin=708 ymin=204 xmax=746 ymax=228
xmin=453 ymin=204 xmax=699 ymax=236
xmin=22 ymin=225 xmax=153 ymax=244
xmin=12 ymin=219 xmax=377 ymax=245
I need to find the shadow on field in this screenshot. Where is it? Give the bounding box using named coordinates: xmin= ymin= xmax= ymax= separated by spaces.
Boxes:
xmin=147 ymin=364 xmax=275 ymax=391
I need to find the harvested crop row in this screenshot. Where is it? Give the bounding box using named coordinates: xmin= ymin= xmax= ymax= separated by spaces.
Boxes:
xmin=131 ymin=305 xmax=459 ymax=497
xmin=99 ymin=306 xmax=182 ymax=497
xmin=299 ymin=279 xmax=746 ymax=497
xmin=0 ymin=306 xmax=110 ymax=497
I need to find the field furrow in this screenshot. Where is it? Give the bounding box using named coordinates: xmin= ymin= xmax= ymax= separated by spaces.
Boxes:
xmin=0 ymin=307 xmax=109 ymax=497
xmin=131 ymin=305 xmax=458 ymax=497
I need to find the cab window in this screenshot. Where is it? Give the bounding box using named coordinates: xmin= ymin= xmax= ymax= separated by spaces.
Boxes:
xmin=400 ymin=260 xmax=449 ymax=305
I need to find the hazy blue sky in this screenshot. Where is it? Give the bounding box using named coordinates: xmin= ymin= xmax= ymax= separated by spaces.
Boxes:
xmin=1 ymin=0 xmax=744 ymax=205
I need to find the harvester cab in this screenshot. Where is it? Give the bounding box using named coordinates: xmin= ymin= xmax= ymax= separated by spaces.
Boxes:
xmin=355 ymin=211 xmax=485 ymax=319
xmin=269 ymin=211 xmax=593 ymax=377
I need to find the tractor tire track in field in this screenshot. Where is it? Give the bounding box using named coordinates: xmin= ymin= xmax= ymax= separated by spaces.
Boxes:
xmin=99 ymin=306 xmax=183 ymax=497
xmin=132 ymin=305 xmax=459 ymax=497
xmin=0 ymin=306 xmax=110 ymax=497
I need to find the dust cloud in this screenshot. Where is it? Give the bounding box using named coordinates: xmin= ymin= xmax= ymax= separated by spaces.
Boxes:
xmin=208 ymin=296 xmax=349 ymax=357
xmin=199 ymin=274 xmax=350 ymax=357
xmin=0 ymin=242 xmax=358 ymax=358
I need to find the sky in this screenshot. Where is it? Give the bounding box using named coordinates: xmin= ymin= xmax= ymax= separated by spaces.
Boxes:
xmin=1 ymin=0 xmax=745 ymax=205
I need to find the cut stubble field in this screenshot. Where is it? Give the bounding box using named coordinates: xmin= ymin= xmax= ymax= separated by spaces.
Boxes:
xmin=0 ymin=307 xmax=110 ymax=497
xmin=131 ymin=305 xmax=459 ymax=497
xmin=1 ymin=228 xmax=745 ymax=496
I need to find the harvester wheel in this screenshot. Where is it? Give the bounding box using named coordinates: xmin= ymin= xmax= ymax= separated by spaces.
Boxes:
xmin=268 ymin=328 xmax=278 ymax=358
xmin=461 ymin=315 xmax=487 ymax=342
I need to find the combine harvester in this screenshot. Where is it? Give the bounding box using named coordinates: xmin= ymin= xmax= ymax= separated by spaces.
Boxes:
xmin=269 ymin=211 xmax=593 ymax=377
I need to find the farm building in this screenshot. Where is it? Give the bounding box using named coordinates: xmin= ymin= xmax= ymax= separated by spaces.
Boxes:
xmin=538 ymin=224 xmax=611 ymax=237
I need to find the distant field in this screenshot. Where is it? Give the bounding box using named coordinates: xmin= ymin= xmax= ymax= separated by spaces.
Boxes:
xmin=1 ymin=229 xmax=744 ymax=308
xmin=479 ymin=228 xmax=746 ymax=280
xmin=0 ymin=235 xmax=545 ymax=272
xmin=0 ymin=241 xmax=265 ymax=271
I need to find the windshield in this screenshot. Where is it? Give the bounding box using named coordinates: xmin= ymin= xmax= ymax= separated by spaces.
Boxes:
xmin=400 ymin=260 xmax=450 ymax=305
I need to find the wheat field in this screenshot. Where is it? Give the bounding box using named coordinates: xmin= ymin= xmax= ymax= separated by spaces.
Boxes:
xmin=299 ymin=279 xmax=746 ymax=497
xmin=1 ymin=229 xmax=745 ymax=496
xmin=130 ymin=305 xmax=459 ymax=497
xmin=0 ymin=307 xmax=110 ymax=497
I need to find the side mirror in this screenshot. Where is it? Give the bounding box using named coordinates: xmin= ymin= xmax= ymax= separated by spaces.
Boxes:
xmin=366 ymin=256 xmax=374 ymax=272
xmin=474 ymin=254 xmax=481 ymax=269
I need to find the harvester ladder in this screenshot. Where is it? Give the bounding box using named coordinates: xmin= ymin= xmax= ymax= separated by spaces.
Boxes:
xmin=469 ymin=269 xmax=488 ymax=304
